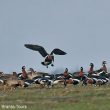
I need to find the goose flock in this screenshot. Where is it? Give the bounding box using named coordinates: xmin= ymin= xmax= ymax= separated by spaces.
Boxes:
xmin=0 ymin=60 xmax=109 ymax=91
xmin=0 ymin=44 xmax=109 ymax=91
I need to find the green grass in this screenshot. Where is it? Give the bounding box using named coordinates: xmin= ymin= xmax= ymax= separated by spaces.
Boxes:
xmin=0 ymin=85 xmax=110 ymax=110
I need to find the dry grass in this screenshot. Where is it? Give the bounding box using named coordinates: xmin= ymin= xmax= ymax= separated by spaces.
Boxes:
xmin=0 ymin=84 xmax=110 ymax=110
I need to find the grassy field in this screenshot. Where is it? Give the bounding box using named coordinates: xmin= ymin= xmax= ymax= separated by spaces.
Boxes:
xmin=0 ymin=85 xmax=110 ymax=110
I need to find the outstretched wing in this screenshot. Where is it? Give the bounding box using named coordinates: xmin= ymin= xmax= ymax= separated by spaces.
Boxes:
xmin=24 ymin=44 xmax=48 ymax=57
xmin=51 ymin=48 xmax=67 ymax=55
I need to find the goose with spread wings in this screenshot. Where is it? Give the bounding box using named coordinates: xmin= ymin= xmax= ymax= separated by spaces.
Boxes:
xmin=24 ymin=44 xmax=67 ymax=68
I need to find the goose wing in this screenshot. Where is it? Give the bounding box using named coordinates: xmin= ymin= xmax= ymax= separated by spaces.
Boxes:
xmin=24 ymin=44 xmax=48 ymax=57
xmin=51 ymin=48 xmax=67 ymax=55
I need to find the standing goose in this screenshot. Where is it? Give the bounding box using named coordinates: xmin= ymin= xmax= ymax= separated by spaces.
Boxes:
xmin=24 ymin=44 xmax=67 ymax=68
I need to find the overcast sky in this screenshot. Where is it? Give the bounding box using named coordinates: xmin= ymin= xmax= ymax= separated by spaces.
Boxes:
xmin=0 ymin=0 xmax=110 ymax=74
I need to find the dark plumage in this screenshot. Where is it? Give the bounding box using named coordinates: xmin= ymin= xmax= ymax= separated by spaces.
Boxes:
xmin=24 ymin=44 xmax=67 ymax=68
xmin=25 ymin=44 xmax=48 ymax=57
